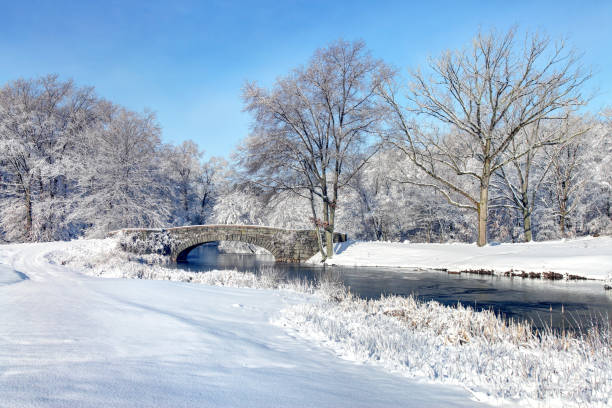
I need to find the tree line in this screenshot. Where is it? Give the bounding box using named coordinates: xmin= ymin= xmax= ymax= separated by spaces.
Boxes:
xmin=240 ymin=28 xmax=607 ymax=258
xmin=1 ymin=28 xmax=610 ymax=259
xmin=0 ymin=75 xmax=226 ymax=241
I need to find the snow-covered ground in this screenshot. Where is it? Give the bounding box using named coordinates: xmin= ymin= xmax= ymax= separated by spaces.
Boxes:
xmin=0 ymin=241 xmax=488 ymax=408
xmin=1 ymin=239 xmax=610 ymax=407
xmin=314 ymin=236 xmax=612 ymax=281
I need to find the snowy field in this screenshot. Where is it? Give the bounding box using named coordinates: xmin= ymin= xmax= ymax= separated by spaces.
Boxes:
xmin=1 ymin=239 xmax=611 ymax=407
xmin=314 ymin=236 xmax=612 ymax=282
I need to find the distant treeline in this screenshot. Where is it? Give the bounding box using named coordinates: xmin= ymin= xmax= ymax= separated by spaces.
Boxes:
xmin=1 ymin=28 xmax=611 ymax=250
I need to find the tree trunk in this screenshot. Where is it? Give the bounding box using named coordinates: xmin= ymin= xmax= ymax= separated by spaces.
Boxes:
xmin=560 ymin=214 xmax=566 ymax=237
xmin=477 ymin=180 xmax=489 ymax=247
xmin=25 ymin=186 xmax=33 ymax=240
xmin=325 ymin=230 xmax=333 ymax=258
xmin=323 ymin=200 xmax=332 ymax=259
xmin=326 ymin=205 xmax=335 ymax=259
xmin=559 ymin=191 xmax=568 ymax=237
xmin=309 ymin=189 xmax=326 ymax=260
xmin=522 ymin=206 xmax=533 ymax=242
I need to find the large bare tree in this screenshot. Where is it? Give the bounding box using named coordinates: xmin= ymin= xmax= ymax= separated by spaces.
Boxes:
xmin=378 ymin=28 xmax=590 ymax=246
xmin=241 ymin=40 xmax=390 ymax=259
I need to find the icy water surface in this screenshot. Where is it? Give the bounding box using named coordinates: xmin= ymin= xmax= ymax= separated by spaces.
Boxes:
xmin=178 ymin=244 xmax=612 ymax=331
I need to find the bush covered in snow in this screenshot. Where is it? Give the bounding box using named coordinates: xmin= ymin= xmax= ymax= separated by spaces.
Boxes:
xmin=116 ymin=230 xmax=175 ymax=256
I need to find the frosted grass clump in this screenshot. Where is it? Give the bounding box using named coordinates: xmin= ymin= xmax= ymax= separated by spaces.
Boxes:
xmin=274 ymin=293 xmax=611 ymax=407
xmin=45 ymin=238 xmax=323 ymax=293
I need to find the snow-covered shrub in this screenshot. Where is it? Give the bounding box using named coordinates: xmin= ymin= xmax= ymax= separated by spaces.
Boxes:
xmin=117 ymin=230 xmax=174 ymax=256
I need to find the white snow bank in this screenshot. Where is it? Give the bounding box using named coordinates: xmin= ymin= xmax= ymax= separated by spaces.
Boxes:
xmin=312 ymin=236 xmax=612 ymax=281
xmin=0 ymin=265 xmax=28 ymax=286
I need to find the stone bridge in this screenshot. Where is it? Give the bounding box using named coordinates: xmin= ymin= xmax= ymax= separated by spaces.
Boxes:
xmin=110 ymin=225 xmax=347 ymax=263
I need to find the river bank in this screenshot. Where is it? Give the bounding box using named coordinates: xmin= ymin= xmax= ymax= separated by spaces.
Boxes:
xmin=312 ymin=236 xmax=612 ymax=284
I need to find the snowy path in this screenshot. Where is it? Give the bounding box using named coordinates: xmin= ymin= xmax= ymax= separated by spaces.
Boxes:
xmin=0 ymin=242 xmax=488 ymax=408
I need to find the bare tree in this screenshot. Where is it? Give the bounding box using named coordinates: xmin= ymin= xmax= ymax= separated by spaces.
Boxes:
xmin=241 ymin=39 xmax=390 ymax=259
xmin=378 ymin=28 xmax=589 ymax=246
xmin=541 ymin=128 xmax=591 ymax=237
xmin=492 ymin=116 xmax=589 ymax=241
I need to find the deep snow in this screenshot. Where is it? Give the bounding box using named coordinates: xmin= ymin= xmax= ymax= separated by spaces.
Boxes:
xmin=313 ymin=236 xmax=612 ymax=281
xmin=0 ymin=241 xmax=487 ymax=408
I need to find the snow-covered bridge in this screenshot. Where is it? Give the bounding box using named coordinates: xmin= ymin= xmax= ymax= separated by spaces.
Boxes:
xmin=111 ymin=225 xmax=347 ymax=263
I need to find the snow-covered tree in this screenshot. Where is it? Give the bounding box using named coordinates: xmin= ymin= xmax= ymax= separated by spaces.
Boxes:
xmin=491 ymin=116 xmax=589 ymax=241
xmin=241 ymin=39 xmax=391 ymax=259
xmin=210 ymin=185 xmax=266 ymax=226
xmin=0 ymin=75 xmax=99 ymax=241
xmin=193 ymin=156 xmax=228 ymax=225
xmin=71 ymin=107 xmax=169 ymax=236
xmin=585 ymin=110 xmax=612 ymax=235
xmin=163 ymin=140 xmax=204 ymax=224
xmin=341 ymin=149 xmax=473 ymax=243
xmin=542 ymin=134 xmax=588 ymax=237
xmin=0 ymin=75 xmax=230 ymax=241
xmin=378 ymin=28 xmax=590 ymax=246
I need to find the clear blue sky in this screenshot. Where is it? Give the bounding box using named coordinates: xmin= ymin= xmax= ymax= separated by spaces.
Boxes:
xmin=1 ymin=0 xmax=611 ymax=158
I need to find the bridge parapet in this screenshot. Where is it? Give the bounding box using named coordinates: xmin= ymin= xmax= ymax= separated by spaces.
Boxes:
xmin=109 ymin=225 xmax=347 ymax=263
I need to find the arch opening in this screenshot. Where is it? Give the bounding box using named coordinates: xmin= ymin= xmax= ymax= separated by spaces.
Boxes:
xmin=176 ymin=240 xmax=275 ymax=262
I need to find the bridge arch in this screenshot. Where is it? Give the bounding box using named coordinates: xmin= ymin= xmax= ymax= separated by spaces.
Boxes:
xmin=174 ymin=236 xmax=279 ymax=262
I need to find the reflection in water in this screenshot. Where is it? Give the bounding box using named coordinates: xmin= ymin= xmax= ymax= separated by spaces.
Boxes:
xmin=178 ymin=244 xmax=612 ymax=331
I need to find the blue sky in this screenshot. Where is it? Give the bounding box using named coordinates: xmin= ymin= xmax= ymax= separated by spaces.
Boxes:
xmin=1 ymin=0 xmax=611 ymax=158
